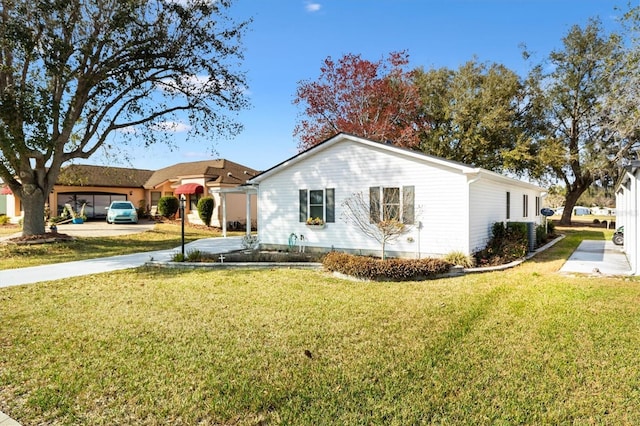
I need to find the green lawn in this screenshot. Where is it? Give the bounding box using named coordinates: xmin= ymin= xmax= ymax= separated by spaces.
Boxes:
xmin=1 ymin=228 xmax=640 ymax=424
xmin=0 ymin=223 xmax=231 ymax=270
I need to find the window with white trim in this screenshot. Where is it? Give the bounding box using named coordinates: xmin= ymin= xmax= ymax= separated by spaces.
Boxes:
xmin=535 ymin=196 xmax=540 ymax=216
xmin=369 ymin=186 xmax=414 ymax=224
xmin=299 ymin=188 xmax=335 ymax=222
xmin=506 ymin=191 xmax=511 ymax=220
xmin=523 ymin=194 xmax=529 ymax=218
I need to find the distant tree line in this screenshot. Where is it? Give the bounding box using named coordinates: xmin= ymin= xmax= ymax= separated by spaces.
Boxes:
xmin=294 ymin=9 xmax=640 ymax=225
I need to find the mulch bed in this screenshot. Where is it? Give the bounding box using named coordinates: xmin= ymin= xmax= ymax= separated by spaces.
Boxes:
xmin=3 ymin=232 xmax=75 ymax=245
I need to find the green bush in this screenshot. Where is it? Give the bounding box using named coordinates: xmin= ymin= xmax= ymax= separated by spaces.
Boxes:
xmin=474 ymin=221 xmax=529 ymax=266
xmin=137 ymin=199 xmax=148 ymax=219
xmin=443 ymin=250 xmax=475 ymax=268
xmin=323 ymin=252 xmax=452 ymax=281
xmin=536 ymin=224 xmax=547 ymax=246
xmin=547 ymin=219 xmax=555 ymax=235
xmin=197 ymin=197 xmax=214 ymax=226
xmin=0 ymin=214 xmax=10 ymax=225
xmin=172 ymin=249 xmax=203 ymax=262
xmin=158 ymin=196 xmax=179 ymax=219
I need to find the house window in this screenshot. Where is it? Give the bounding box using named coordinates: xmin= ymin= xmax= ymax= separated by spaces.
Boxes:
xmin=299 ymin=188 xmax=335 ymax=222
xmin=383 ymin=187 xmax=400 ymax=221
xmin=506 ymin=192 xmax=511 ymax=220
xmin=369 ymin=186 xmax=414 ymax=224
xmin=523 ymin=194 xmax=529 ymax=218
xmin=535 ymin=196 xmax=540 ymax=216
xmin=151 ymin=191 xmax=161 ymax=208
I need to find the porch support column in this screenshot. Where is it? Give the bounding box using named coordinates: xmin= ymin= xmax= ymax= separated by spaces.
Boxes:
xmin=221 ymin=192 xmax=227 ymax=238
xmin=246 ymin=190 xmax=251 ymax=236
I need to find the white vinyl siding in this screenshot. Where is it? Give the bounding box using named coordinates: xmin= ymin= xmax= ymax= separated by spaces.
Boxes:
xmin=257 ymin=140 xmax=468 ymax=257
xmin=254 ymin=135 xmax=544 ymax=258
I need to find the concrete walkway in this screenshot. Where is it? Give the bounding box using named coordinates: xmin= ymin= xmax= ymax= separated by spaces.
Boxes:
xmin=559 ymin=240 xmax=632 ymax=276
xmin=0 ymin=236 xmax=244 ymax=288
xmin=0 ymin=411 xmax=20 ymax=426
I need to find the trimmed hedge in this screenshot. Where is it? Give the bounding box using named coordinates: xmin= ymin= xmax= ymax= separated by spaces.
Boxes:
xmin=323 ymin=252 xmax=453 ymax=281
xmin=158 ymin=196 xmax=179 ymax=219
xmin=197 ymin=197 xmax=214 ymax=226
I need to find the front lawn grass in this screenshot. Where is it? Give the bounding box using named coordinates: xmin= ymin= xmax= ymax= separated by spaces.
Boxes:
xmin=0 ymin=223 xmax=228 ymax=270
xmin=1 ymin=227 xmax=640 ymax=424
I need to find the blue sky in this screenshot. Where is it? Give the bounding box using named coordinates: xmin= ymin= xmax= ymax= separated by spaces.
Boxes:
xmin=110 ymin=0 xmax=627 ymax=172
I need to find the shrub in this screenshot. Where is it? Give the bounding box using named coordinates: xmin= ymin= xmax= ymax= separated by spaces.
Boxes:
xmin=535 ymin=224 xmax=547 ymax=246
xmin=137 ymin=199 xmax=148 ymax=219
xmin=241 ymin=234 xmax=260 ymax=251
xmin=197 ymin=197 xmax=214 ymax=226
xmin=172 ymin=252 xmax=185 ymax=262
xmin=474 ymin=221 xmax=529 ymax=266
xmin=547 ymin=219 xmax=555 ymax=235
xmin=443 ymin=251 xmax=475 ymax=268
xmin=0 ymin=214 xmax=9 ymax=225
xmin=171 ymin=249 xmax=202 ymax=262
xmin=158 ymin=196 xmax=179 ymax=219
xmin=323 ymin=252 xmax=452 ymax=281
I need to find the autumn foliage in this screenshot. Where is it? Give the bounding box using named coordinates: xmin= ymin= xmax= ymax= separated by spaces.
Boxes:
xmin=293 ymin=51 xmax=425 ymax=151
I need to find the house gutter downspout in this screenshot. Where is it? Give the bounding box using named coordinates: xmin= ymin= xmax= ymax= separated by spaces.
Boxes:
xmin=465 ymin=171 xmax=482 ymax=255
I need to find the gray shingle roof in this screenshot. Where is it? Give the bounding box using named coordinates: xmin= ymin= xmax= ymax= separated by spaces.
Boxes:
xmin=55 ymin=159 xmax=259 ymax=189
xmin=57 ymin=165 xmax=154 ymax=188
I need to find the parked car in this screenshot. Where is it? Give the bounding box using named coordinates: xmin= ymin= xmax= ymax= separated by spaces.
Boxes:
xmin=106 ymin=201 xmax=138 ymax=224
xmin=612 ymin=226 xmax=624 ymax=246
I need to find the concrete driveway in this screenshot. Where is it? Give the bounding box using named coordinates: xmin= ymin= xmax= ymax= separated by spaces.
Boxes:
xmin=559 ymin=240 xmax=632 ymax=276
xmin=54 ymin=219 xmax=156 ymax=237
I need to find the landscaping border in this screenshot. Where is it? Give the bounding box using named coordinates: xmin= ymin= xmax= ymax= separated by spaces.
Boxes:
xmin=145 ymin=235 xmax=566 ymax=278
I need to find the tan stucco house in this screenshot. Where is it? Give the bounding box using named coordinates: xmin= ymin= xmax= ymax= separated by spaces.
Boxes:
xmin=1 ymin=159 xmax=258 ymax=232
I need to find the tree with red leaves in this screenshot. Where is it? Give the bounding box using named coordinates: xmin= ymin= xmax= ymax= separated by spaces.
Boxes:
xmin=293 ymin=51 xmax=425 ymax=151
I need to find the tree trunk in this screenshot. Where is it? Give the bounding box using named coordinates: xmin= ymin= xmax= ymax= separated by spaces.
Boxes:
xmin=559 ymin=186 xmax=589 ymax=226
xmin=20 ymin=186 xmax=47 ymax=236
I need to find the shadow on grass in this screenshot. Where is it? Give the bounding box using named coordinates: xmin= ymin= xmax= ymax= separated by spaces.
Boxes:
xmin=0 ymin=225 xmax=219 ymax=269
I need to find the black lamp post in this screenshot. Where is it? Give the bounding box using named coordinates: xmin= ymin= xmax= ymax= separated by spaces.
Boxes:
xmin=180 ymin=194 xmax=186 ymax=259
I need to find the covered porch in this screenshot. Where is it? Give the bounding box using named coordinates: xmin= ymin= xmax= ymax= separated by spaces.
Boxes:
xmin=209 ymin=184 xmax=258 ymax=237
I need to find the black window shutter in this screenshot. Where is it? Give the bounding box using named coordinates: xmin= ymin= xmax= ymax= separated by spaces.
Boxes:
xmin=325 ymin=188 xmax=335 ymax=223
xmin=299 ymin=189 xmax=307 ymax=222
xmin=369 ymin=187 xmax=380 ymax=223
xmin=403 ymin=186 xmax=415 ymax=224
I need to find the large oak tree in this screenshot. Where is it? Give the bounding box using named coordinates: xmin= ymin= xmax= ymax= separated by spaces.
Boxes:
xmin=0 ymin=0 xmax=249 ymax=235
xmin=530 ymin=19 xmax=635 ymax=225
xmin=413 ymin=59 xmax=538 ymax=173
xmin=293 ymin=51 xmax=425 ymax=151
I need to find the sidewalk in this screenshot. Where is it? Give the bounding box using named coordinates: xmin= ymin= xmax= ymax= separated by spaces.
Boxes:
xmin=559 ymin=240 xmax=632 ymax=276
xmin=0 ymin=411 xmax=20 ymax=426
xmin=0 ymin=236 xmax=243 ymax=288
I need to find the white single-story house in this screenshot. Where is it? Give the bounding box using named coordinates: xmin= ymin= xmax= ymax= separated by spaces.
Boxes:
xmin=615 ymin=161 xmax=639 ymax=274
xmin=248 ymin=133 xmax=547 ymax=258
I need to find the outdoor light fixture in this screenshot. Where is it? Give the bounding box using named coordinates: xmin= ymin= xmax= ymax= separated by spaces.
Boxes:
xmin=180 ymin=194 xmax=186 ymax=259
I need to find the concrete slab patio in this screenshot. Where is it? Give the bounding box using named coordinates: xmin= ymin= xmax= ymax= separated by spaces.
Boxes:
xmin=559 ymin=240 xmax=632 ymax=276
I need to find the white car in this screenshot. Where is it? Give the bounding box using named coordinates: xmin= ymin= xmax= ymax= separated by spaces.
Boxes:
xmin=106 ymin=201 xmax=138 ymax=224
